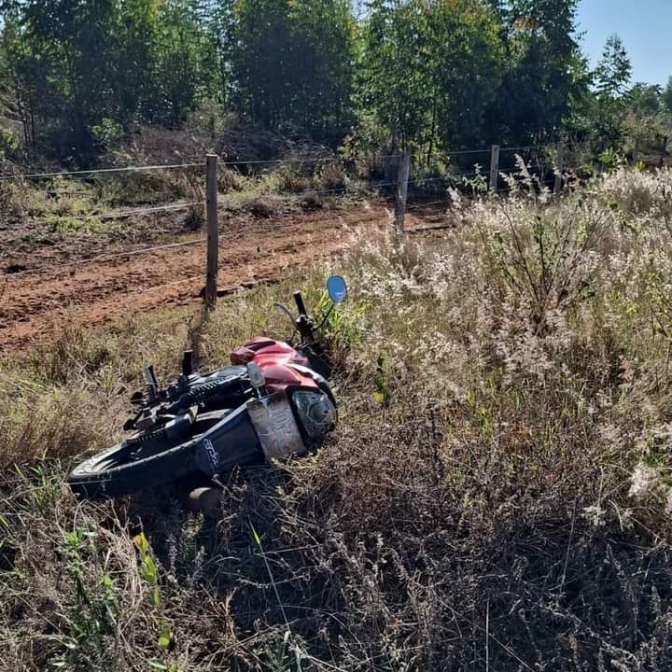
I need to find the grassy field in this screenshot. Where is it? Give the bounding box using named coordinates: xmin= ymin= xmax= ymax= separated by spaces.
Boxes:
xmin=3 ymin=167 xmax=672 ymax=671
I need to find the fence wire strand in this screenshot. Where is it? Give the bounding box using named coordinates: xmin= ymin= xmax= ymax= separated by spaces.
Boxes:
xmin=3 ymin=162 xmax=203 ymax=181
xmin=2 ymin=145 xmax=566 ymax=292
xmin=1 ymin=146 xmax=544 ymax=182
xmin=499 ymin=146 xmax=536 ymax=153
xmin=100 ymin=201 xmax=203 ymax=219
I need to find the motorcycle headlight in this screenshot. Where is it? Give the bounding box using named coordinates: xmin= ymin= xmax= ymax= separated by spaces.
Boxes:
xmin=291 ymin=390 xmax=337 ymax=440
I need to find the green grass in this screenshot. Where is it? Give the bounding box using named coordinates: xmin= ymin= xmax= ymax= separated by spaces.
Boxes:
xmin=3 ymin=169 xmax=672 ymax=670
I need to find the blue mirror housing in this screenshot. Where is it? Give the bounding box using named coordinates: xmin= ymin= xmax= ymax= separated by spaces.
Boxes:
xmin=327 ymin=275 xmax=348 ymax=304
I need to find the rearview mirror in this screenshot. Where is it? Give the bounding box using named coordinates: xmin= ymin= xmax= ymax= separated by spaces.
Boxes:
xmin=327 ymin=275 xmax=348 ymax=304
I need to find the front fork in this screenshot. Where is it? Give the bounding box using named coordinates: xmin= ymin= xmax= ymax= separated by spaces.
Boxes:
xmin=301 ymin=344 xmax=332 ymax=379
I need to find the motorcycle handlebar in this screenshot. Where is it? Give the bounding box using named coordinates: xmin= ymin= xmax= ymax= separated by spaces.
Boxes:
xmin=293 ymin=290 xmax=316 ymax=341
xmin=293 ymin=291 xmax=308 ymax=317
xmin=182 ymin=350 xmax=194 ymax=377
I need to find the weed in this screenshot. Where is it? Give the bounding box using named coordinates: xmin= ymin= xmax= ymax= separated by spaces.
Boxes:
xmin=3 ymin=170 xmax=672 ymax=669
xmin=134 ymin=532 xmax=174 ymax=653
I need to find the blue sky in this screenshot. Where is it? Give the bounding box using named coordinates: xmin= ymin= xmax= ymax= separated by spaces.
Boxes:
xmin=577 ymin=0 xmax=671 ymax=86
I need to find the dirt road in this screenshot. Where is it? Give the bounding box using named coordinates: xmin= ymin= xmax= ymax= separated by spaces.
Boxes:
xmin=1 ymin=205 xmax=400 ymax=352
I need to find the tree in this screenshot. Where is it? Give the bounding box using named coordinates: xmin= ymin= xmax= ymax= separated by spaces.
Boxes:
xmin=359 ymin=0 xmax=434 ymax=150
xmin=0 ymin=0 xmax=661 ymax=168
xmin=592 ymin=34 xmax=632 ymax=151
xmin=360 ymin=0 xmax=504 ymax=153
xmin=0 ymin=0 xmax=219 ymax=157
xmin=595 ymin=34 xmax=631 ymax=97
xmin=484 ymin=0 xmax=584 ymax=146
xmin=153 ymin=0 xmax=211 ymax=126
xmin=0 ymin=14 xmax=43 ymax=148
xmin=663 ymin=76 xmax=672 ymax=115
xmin=200 ymin=0 xmax=236 ymax=107
xmin=628 ymin=83 xmax=661 ymax=116
xmin=288 ymin=0 xmax=355 ymax=139
xmin=230 ymin=0 xmax=355 ymax=139
xmin=429 ymin=0 xmax=504 ymax=151
xmin=21 ymin=0 xmax=121 ymax=155
xmin=116 ymin=0 xmax=162 ymax=125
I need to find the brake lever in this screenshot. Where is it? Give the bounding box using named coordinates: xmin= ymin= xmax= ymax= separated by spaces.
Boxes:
xmin=143 ymin=365 xmax=160 ymax=404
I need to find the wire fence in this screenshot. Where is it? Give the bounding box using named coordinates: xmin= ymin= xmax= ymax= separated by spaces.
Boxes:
xmin=1 ymin=142 xmax=569 ymax=310
xmin=99 ymin=201 xmax=204 ymax=220
xmin=0 ymin=144 xmax=542 ymax=182
xmin=1 ymin=146 xmax=554 ymax=219
xmin=0 ymin=162 xmax=204 ymax=181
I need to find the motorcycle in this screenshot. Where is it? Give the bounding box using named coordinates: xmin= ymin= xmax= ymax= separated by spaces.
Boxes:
xmin=67 ymin=275 xmax=348 ymax=500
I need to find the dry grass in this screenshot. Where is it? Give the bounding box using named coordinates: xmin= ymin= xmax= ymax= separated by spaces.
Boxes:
xmin=3 ymin=169 xmax=672 ymax=670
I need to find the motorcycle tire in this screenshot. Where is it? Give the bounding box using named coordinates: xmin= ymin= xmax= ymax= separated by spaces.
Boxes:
xmin=67 ymin=410 xmax=228 ymax=499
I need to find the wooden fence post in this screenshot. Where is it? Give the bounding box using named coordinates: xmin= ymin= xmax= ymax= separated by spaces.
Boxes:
xmin=395 ymin=150 xmax=411 ymax=234
xmin=660 ymin=136 xmax=668 ymax=169
xmin=205 ymin=154 xmax=219 ymax=308
xmin=554 ymin=141 xmax=564 ymax=195
xmin=632 ymin=138 xmax=640 ymax=165
xmin=489 ymin=144 xmax=500 ymax=193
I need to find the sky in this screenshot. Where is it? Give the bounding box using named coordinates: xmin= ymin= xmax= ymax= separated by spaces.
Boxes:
xmin=577 ymin=0 xmax=671 ymax=86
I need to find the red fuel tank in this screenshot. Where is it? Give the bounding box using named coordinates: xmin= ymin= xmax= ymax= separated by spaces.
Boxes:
xmin=231 ymin=338 xmax=317 ymax=393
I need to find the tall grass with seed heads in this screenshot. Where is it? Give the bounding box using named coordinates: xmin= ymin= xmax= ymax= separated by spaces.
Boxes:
xmin=3 ymin=169 xmax=672 ymax=670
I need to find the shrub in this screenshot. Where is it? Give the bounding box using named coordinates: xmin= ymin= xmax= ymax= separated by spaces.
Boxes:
xmin=0 ymin=127 xmax=20 ymax=156
xmin=596 ymin=167 xmax=672 ymax=223
xmin=91 ymin=118 xmax=125 ymax=152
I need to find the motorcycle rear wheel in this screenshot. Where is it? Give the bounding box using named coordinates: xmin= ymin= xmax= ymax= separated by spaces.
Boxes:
xmin=67 ymin=411 xmax=227 ymax=499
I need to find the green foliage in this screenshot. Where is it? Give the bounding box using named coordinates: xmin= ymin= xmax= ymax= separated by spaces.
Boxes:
xmin=462 ymin=168 xmax=489 ymax=196
xmin=49 ymin=527 xmax=120 ymax=668
xmin=565 ymin=32 xmax=669 ymax=168
xmin=135 ymin=532 xmax=162 ymax=609
xmin=599 ymin=147 xmax=625 ymax=170
xmin=584 ymin=34 xmax=631 ymax=154
xmin=0 ymin=127 xmax=19 ymax=155
xmin=360 ymin=0 xmax=503 ymax=152
xmin=485 ymin=0 xmax=584 ymax=147
xmin=595 ymin=34 xmax=632 ymax=98
xmin=629 ymin=83 xmax=662 ymax=116
xmin=134 ymin=532 xmax=174 ymax=654
xmin=229 ymin=0 xmax=355 ymax=139
xmin=314 ymin=290 xmax=365 ymax=368
xmin=664 ymin=77 xmax=672 ymax=115
xmin=91 ymin=118 xmax=125 ymax=151
xmin=0 ymin=0 xmax=669 ymax=169
xmin=1 ymin=0 xmax=215 ymax=159
xmin=482 ymin=199 xmax=606 ymax=328
xmin=373 ymin=355 xmax=390 ymax=406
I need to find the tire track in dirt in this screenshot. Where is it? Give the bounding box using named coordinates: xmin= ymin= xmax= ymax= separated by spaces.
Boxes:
xmin=0 ymin=206 xmax=391 ymax=352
